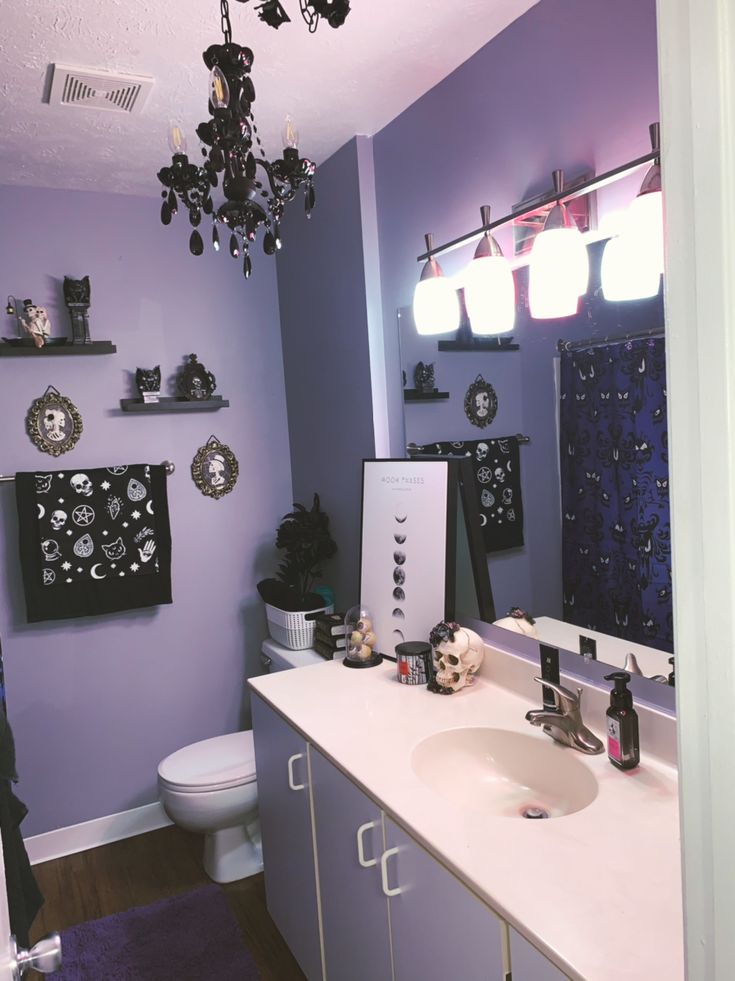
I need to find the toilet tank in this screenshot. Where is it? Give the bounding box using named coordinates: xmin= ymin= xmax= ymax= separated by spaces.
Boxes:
xmin=261 ymin=638 xmax=323 ymax=672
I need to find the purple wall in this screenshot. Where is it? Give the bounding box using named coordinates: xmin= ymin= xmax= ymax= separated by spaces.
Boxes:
xmin=275 ymin=138 xmax=376 ymax=611
xmin=372 ymin=0 xmax=661 ymax=619
xmin=0 ymin=186 xmax=292 ymax=836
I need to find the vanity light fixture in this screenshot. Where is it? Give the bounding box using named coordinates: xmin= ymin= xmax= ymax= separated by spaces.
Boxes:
xmin=528 ymin=171 xmax=589 ymax=319
xmin=601 ymin=123 xmax=663 ymax=301
xmin=413 ymin=233 xmax=461 ymax=336
xmin=463 ymin=206 xmax=515 ymax=335
xmin=156 ymin=0 xmax=316 ymax=279
xmin=413 ymin=123 xmax=663 ymax=330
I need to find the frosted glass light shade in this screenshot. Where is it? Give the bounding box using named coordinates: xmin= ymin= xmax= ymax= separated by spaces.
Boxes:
xmin=413 ymin=276 xmax=460 ymax=336
xmin=601 ymin=234 xmax=661 ymax=301
xmin=528 ymin=227 xmax=589 ymax=319
xmin=626 ymin=189 xmax=664 ymax=275
xmin=464 ymin=255 xmax=516 ymax=335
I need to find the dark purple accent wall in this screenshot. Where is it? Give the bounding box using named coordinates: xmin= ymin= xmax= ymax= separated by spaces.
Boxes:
xmin=372 ymin=0 xmax=660 ymax=620
xmin=275 ymin=138 xmax=376 ymax=611
xmin=0 ymin=186 xmax=292 ymax=836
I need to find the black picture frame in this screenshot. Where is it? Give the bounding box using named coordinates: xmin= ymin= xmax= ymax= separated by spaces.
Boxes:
xmin=191 ymin=436 xmax=239 ymax=499
xmin=26 ymin=387 xmax=83 ymax=456
xmin=464 ymin=374 xmax=498 ymax=428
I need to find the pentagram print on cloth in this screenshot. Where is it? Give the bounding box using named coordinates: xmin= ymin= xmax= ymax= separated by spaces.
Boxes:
xmin=34 ymin=464 xmax=160 ymax=587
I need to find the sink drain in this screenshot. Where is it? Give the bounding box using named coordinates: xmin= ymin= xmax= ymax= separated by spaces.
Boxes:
xmin=521 ymin=806 xmax=550 ymax=820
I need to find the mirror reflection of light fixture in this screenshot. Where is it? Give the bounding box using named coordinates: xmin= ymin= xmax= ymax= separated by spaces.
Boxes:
xmin=413 ymin=234 xmax=460 ymax=336
xmin=464 ymin=206 xmax=515 ymax=336
xmin=528 ymin=170 xmax=589 ymax=319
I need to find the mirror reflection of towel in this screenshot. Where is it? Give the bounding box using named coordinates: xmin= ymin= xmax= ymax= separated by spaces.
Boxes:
xmin=426 ymin=438 xmax=524 ymax=553
xmin=15 ymin=464 xmax=172 ymax=623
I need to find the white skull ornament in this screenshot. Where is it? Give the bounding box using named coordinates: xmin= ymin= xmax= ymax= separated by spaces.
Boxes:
xmin=434 ymin=625 xmax=485 ymax=693
xmin=70 ymin=473 xmax=93 ymax=496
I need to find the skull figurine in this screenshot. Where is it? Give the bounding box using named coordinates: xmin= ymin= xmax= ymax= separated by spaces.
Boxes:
xmin=70 ymin=473 xmax=93 ymax=496
xmin=50 ymin=509 xmax=67 ymax=530
xmin=476 ymin=442 xmax=489 ymax=462
xmin=432 ymin=624 xmax=485 ymax=693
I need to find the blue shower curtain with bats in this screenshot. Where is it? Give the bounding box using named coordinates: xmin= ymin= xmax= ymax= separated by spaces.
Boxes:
xmin=559 ymin=337 xmax=673 ymax=652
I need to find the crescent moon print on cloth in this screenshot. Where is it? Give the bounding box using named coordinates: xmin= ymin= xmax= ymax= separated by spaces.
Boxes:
xmin=102 ymin=537 xmax=126 ymax=561
xmin=73 ymin=534 xmax=94 ymax=558
xmin=127 ymin=479 xmax=147 ymax=502
xmin=32 ymin=463 xmax=162 ymax=588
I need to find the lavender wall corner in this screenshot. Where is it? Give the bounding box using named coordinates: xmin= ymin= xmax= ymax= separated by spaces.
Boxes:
xmin=0 ymin=186 xmax=292 ymax=837
xmin=372 ymin=0 xmax=661 ymax=619
xmin=276 ymin=137 xmax=376 ymax=611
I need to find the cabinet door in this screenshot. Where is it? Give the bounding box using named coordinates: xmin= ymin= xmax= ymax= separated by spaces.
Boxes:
xmin=384 ymin=817 xmax=505 ymax=981
xmin=251 ymin=695 xmax=323 ymax=981
xmin=509 ymin=928 xmax=569 ymax=980
xmin=310 ymin=748 xmax=393 ymax=981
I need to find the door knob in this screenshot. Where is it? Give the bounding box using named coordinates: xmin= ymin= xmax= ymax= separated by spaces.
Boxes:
xmin=11 ymin=932 xmax=62 ymax=979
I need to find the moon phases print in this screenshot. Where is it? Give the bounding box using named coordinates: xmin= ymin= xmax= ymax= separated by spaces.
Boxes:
xmin=394 ymin=533 xmax=406 ymax=544
xmin=392 ymin=608 xmax=405 ymax=619
xmin=393 ymin=587 xmax=405 ymax=601
xmin=395 ymin=514 xmax=407 ymax=523
xmin=393 ymin=550 xmax=406 ymax=565
xmin=393 ymin=567 xmax=406 ymax=586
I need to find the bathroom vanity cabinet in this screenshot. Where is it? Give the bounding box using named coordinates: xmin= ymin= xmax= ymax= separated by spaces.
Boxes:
xmin=252 ymin=692 xmax=566 ymax=981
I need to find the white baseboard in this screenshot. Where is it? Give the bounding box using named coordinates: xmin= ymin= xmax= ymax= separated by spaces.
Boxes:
xmin=24 ymin=801 xmax=173 ymax=866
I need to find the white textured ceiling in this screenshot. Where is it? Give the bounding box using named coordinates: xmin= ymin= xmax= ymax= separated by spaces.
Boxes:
xmin=0 ymin=0 xmax=538 ymax=197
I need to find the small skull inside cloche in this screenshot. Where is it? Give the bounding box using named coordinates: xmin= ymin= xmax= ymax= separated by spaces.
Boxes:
xmin=428 ymin=620 xmax=485 ymax=694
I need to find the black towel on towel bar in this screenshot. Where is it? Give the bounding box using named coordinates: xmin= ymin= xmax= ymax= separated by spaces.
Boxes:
xmin=427 ymin=438 xmax=525 ymax=552
xmin=15 ymin=464 xmax=172 ymax=623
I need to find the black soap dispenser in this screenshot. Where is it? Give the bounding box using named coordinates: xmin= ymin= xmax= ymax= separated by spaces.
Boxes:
xmin=604 ymin=671 xmax=640 ymax=771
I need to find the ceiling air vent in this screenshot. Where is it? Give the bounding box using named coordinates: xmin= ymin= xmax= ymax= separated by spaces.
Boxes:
xmin=48 ymin=64 xmax=154 ymax=115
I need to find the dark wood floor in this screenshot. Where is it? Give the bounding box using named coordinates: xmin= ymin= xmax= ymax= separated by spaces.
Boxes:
xmin=29 ymin=825 xmax=306 ymax=981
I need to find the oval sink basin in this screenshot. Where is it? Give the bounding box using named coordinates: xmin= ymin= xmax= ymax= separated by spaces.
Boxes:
xmin=411 ymin=727 xmax=599 ymax=819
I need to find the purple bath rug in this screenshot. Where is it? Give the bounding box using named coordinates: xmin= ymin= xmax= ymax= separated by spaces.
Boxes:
xmin=53 ymin=884 xmax=261 ymax=980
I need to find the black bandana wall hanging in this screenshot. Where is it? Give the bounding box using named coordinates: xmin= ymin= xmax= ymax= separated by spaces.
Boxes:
xmin=15 ymin=464 xmax=172 ymax=623
xmin=418 ymin=438 xmax=524 ymax=553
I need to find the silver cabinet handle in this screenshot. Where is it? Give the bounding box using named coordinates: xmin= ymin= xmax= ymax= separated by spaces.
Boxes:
xmin=380 ymin=846 xmax=402 ymax=897
xmin=287 ymin=752 xmax=306 ymax=791
xmin=356 ymin=820 xmax=378 ymax=868
xmin=11 ymin=933 xmax=62 ymax=979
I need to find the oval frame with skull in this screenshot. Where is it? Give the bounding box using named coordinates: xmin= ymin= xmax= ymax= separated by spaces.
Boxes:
xmin=191 ymin=436 xmax=239 ymax=500
xmin=464 ymin=374 xmax=498 ymax=429
xmin=26 ymin=388 xmax=83 ymax=456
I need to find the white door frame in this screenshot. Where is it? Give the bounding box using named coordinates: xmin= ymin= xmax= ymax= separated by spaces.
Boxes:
xmin=657 ymin=0 xmax=735 ymax=976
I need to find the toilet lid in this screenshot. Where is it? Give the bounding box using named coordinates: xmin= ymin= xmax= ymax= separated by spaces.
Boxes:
xmin=158 ymin=730 xmax=256 ymax=793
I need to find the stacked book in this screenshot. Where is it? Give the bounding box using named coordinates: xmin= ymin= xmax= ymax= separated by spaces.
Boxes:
xmin=312 ymin=612 xmax=347 ymax=660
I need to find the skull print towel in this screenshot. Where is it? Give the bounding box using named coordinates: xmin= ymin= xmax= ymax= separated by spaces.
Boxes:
xmin=15 ymin=464 xmax=172 ymax=623
xmin=427 ymin=438 xmax=524 ymax=552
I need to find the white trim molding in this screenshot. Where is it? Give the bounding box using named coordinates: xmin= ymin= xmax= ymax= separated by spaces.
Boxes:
xmin=24 ymin=802 xmax=172 ymax=867
xmin=657 ymin=0 xmax=735 ymax=976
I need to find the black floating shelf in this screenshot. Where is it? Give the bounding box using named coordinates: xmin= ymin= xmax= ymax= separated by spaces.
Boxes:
xmin=0 ymin=340 xmax=116 ymax=357
xmin=119 ymin=396 xmax=230 ymax=413
xmin=437 ymin=339 xmax=519 ymax=352
xmin=403 ymin=389 xmax=450 ymax=402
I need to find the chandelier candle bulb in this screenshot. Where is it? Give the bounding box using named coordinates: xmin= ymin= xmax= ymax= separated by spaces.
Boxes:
xmin=282 ymin=114 xmax=299 ymax=150
xmin=167 ymin=123 xmax=187 ymax=156
xmin=209 ymin=66 xmax=230 ymax=110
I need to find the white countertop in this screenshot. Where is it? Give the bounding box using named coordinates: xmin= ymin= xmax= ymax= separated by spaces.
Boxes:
xmin=250 ymin=649 xmax=683 ymax=981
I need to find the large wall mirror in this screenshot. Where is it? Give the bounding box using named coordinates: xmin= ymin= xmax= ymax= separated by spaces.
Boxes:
xmin=397 ymin=234 xmax=673 ymax=696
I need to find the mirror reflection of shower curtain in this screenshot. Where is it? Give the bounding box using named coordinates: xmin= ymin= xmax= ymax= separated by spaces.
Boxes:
xmin=559 ymin=336 xmax=673 ymax=652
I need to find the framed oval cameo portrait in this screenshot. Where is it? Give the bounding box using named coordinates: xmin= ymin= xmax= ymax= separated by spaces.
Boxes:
xmin=464 ymin=374 xmax=498 ymax=429
xmin=191 ymin=436 xmax=239 ymax=500
xmin=27 ymin=387 xmax=83 ymax=456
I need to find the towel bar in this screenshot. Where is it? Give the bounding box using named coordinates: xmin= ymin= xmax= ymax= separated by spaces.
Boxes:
xmin=0 ymin=460 xmax=175 ymax=484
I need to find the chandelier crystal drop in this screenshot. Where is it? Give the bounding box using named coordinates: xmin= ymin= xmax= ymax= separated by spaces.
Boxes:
xmin=156 ymin=0 xmax=316 ymax=278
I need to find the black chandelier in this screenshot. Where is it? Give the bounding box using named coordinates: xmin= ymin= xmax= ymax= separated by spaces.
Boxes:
xmin=157 ymin=0 xmax=316 ymax=278
xmin=236 ymin=0 xmax=351 ymax=32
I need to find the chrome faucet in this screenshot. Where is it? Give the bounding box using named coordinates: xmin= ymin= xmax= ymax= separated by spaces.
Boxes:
xmin=525 ymin=677 xmax=604 ymax=755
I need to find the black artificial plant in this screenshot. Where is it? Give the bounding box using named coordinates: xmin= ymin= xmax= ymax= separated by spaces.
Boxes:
xmin=258 ymin=494 xmax=337 ymax=611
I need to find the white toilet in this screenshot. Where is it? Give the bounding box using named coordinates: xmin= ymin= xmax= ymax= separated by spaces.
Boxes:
xmin=157 ymin=639 xmax=324 ymax=883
